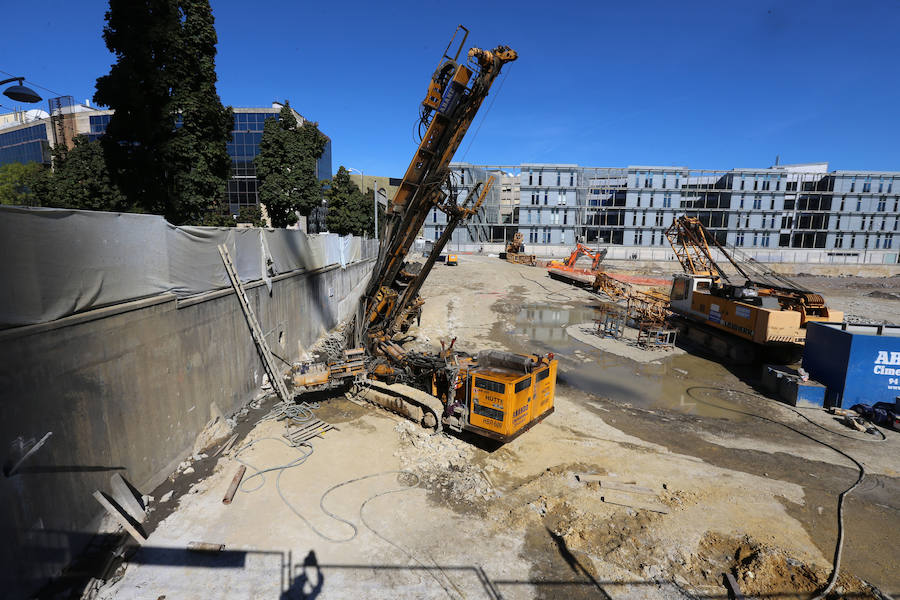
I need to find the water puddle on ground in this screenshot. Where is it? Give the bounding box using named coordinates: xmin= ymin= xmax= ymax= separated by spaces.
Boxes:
xmin=493 ymin=302 xmax=749 ymax=420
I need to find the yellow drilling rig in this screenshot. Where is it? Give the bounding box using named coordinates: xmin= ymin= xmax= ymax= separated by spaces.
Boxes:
xmin=297 ymin=27 xmax=557 ymax=442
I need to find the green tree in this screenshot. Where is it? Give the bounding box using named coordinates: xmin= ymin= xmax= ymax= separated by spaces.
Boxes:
xmin=237 ymin=204 xmax=266 ymax=227
xmin=0 ymin=162 xmax=46 ymax=206
xmin=168 ymin=0 xmax=234 ymax=224
xmin=94 ymin=0 xmax=232 ymax=225
xmin=45 ymin=136 xmax=129 ymax=211
xmin=325 ymin=166 xmax=374 ymax=236
xmin=255 ymin=102 xmax=327 ymax=228
xmin=94 ymin=0 xmax=180 ymax=217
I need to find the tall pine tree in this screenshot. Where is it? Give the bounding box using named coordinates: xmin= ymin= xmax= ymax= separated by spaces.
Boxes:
xmin=94 ymin=0 xmax=232 ymax=225
xmin=169 ymin=0 xmax=233 ymax=224
xmin=255 ymin=102 xmax=327 ymax=228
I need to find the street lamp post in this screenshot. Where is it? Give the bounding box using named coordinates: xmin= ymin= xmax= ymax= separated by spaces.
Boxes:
xmin=347 ymin=166 xmax=377 ymax=239
xmin=1 ymin=77 xmax=42 ymax=103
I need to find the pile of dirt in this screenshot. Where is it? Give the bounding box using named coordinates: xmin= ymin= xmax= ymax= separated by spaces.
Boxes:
xmin=392 ymin=421 xmax=493 ymax=506
xmin=696 ymin=533 xmax=885 ymax=600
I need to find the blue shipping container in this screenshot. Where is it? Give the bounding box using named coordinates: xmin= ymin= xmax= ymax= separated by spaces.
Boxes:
xmin=803 ymin=322 xmax=900 ymax=408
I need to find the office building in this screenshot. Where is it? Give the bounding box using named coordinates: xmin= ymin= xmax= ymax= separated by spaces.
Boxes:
xmin=0 ymin=99 xmax=332 ymax=218
xmin=423 ymin=162 xmax=900 ymax=264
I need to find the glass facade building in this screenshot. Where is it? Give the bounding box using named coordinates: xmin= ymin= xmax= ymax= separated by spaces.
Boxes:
xmin=0 ymin=123 xmax=50 ymax=165
xmin=0 ymin=104 xmax=332 ymax=219
xmin=424 ymin=162 xmax=900 ymax=264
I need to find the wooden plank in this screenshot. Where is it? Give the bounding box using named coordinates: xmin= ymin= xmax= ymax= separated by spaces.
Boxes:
xmin=223 ymin=466 xmax=246 ymax=505
xmin=109 ymin=474 xmax=147 ymax=523
xmin=600 ymin=481 xmax=656 ymax=495
xmin=600 ymin=496 xmax=669 ymax=514
xmin=93 ymin=491 xmax=146 ymax=544
xmin=723 ymin=572 xmax=745 ymax=599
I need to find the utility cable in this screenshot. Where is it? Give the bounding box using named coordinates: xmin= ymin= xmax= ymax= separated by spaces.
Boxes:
xmin=234 ymin=438 xmax=457 ymax=597
xmin=518 ymin=271 xmax=579 ymax=302
xmin=684 ymin=386 xmax=885 ymax=599
xmin=459 ymin=66 xmax=510 ymax=162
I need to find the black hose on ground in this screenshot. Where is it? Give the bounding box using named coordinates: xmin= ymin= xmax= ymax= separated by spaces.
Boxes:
xmin=684 ymin=386 xmax=886 ymax=599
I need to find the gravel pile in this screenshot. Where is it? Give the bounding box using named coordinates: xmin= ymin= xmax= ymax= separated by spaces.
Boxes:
xmin=392 ymin=420 xmax=493 ymax=503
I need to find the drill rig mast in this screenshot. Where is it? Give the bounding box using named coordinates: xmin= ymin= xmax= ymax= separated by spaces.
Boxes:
xmin=318 ymin=27 xmax=558 ymax=443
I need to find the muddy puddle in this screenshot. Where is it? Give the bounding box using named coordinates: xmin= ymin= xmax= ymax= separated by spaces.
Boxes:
xmin=492 ymin=302 xmax=753 ymax=421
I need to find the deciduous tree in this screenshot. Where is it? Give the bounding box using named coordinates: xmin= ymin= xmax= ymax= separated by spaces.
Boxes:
xmin=0 ymin=161 xmax=45 ymax=206
xmin=255 ymin=102 xmax=327 ymax=228
xmin=325 ymin=166 xmax=373 ymax=236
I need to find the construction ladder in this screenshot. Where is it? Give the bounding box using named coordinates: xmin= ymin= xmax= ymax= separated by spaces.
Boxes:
xmin=217 ymin=244 xmax=291 ymax=403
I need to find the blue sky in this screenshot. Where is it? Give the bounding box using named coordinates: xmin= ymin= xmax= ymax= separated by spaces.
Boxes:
xmin=2 ymin=0 xmax=899 ymax=176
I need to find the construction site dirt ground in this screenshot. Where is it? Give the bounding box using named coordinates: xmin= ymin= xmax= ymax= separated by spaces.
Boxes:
xmin=94 ymin=255 xmax=900 ymax=599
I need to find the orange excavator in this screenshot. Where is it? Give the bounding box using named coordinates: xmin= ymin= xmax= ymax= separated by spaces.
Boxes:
xmin=549 ymin=243 xmax=608 ymax=270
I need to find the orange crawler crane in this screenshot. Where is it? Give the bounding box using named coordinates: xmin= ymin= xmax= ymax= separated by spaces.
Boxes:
xmin=665 ymin=215 xmax=842 ymax=362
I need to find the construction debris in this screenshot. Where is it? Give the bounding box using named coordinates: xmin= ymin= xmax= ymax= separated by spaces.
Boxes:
xmin=222 ymin=466 xmax=246 ymax=505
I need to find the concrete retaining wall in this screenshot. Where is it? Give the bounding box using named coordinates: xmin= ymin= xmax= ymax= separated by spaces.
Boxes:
xmin=0 ymin=258 xmax=372 ymax=598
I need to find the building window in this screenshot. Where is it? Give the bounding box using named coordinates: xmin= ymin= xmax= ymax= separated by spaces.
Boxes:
xmin=563 ymin=211 xmax=568 ymax=225
xmin=753 ymin=197 xmax=761 ymax=210
xmin=876 ymin=236 xmax=881 ymax=249
xmin=770 ymin=198 xmax=775 ymax=210
xmin=761 ymin=233 xmax=770 ymax=247
xmin=644 ymin=176 xmax=652 ymax=188
xmin=557 ymin=173 xmax=561 ymax=186
xmin=856 ymin=198 xmax=862 ymax=211
xmin=861 ymin=216 xmax=867 ymax=230
xmin=543 ymin=227 xmax=550 ymax=243
xmin=769 ymin=215 xmax=775 ymax=228
xmin=528 ymin=171 xmax=533 ymax=185
xmin=432 ymin=211 xmax=437 ymax=223
xmin=634 ymin=174 xmax=640 ymax=187
xmin=632 ymin=212 xmax=637 ymax=226
xmin=850 ymin=179 xmax=855 ymax=192
xmin=840 ymin=197 xmax=845 ymax=211
xmin=641 ymin=211 xmax=647 ymax=226
xmin=864 ymin=235 xmax=869 ymax=249
xmin=538 ymin=172 xmax=542 ymax=186
xmin=636 ymin=195 xmax=641 ymax=207
xmin=531 ymin=193 xmax=537 ymax=205
xmin=775 ymin=180 xmax=780 ymax=191
xmin=649 ymin=195 xmax=654 ymax=208
xmin=662 ymin=177 xmax=667 ymax=188
xmin=753 ymin=232 xmax=758 ymax=247
xmin=636 ymin=230 xmax=643 ymax=244
xmin=761 ymin=180 xmax=770 ymax=191
xmin=559 ymin=191 xmax=567 ymax=205
xmin=849 ymin=235 xmax=855 ymax=249
xmin=739 ymin=195 xmax=744 ymax=209
xmin=835 ymin=215 xmax=841 ymax=229
xmin=886 ymin=235 xmax=894 ymax=249
xmin=663 ymin=193 xmax=672 ymax=208
xmin=740 ymin=179 xmax=745 ymax=191
xmin=786 ymin=181 xmax=797 ymax=191
xmin=878 ymin=198 xmax=886 ymax=212
xmin=675 ymin=178 xmax=680 ymax=188
xmin=543 ymin=192 xmax=548 ymax=205
xmin=835 ymin=233 xmax=843 ymax=248
xmin=863 ymin=182 xmax=871 ymax=192
xmin=736 ymin=232 xmax=745 ymax=246
xmin=878 ymin=181 xmax=883 ymax=193
xmin=753 ymin=179 xmax=758 ymax=191
xmin=888 ymin=182 xmax=893 ymax=193
xmin=569 ymin=173 xmax=574 ymax=187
